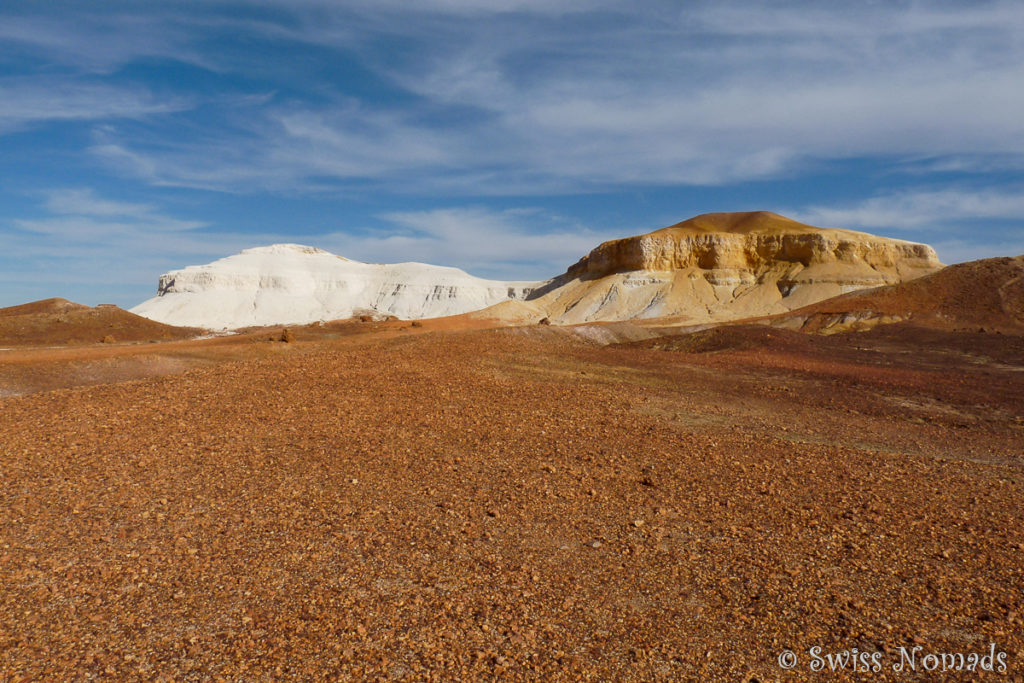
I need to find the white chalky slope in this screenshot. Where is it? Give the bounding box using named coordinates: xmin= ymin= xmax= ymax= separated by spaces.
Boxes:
xmin=132 ymin=244 xmax=539 ymax=330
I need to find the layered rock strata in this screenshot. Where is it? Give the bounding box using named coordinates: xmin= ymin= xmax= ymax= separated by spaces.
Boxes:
xmin=522 ymin=212 xmax=942 ymax=325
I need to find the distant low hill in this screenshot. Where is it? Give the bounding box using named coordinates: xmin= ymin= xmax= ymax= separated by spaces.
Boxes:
xmin=0 ymin=298 xmax=203 ymax=346
xmin=759 ymin=255 xmax=1024 ymax=334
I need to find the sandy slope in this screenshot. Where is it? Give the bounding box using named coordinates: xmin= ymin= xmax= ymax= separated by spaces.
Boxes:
xmin=752 ymin=254 xmax=1024 ymax=334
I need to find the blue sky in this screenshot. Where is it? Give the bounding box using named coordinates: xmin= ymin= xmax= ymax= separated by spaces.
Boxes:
xmin=2 ymin=0 xmax=1023 ymax=307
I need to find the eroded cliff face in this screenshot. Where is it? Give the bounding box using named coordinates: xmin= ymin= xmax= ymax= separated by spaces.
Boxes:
xmin=568 ymin=230 xmax=940 ymax=281
xmin=524 ymin=212 xmax=944 ymax=325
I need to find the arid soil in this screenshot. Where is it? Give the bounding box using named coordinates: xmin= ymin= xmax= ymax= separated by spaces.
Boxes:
xmin=1 ymin=321 xmax=1022 ymax=680
xmin=759 ymin=255 xmax=1024 ymax=335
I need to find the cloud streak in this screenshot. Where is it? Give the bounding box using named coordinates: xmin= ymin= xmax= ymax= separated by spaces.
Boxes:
xmin=14 ymin=189 xmax=206 ymax=238
xmin=793 ymin=187 xmax=1024 ymax=231
xmin=0 ymin=78 xmax=190 ymax=133
xmin=339 ymin=207 xmax=616 ymax=279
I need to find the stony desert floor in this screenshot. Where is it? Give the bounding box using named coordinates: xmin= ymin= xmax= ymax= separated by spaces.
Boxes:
xmin=1 ymin=322 xmax=1022 ymax=680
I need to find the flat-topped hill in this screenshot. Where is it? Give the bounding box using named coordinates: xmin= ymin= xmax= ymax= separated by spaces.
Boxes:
xmin=520 ymin=211 xmax=942 ymax=325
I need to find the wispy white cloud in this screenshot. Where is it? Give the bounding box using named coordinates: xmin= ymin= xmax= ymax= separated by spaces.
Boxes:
xmin=333 ymin=207 xmax=616 ymax=278
xmin=688 ymin=2 xmax=1024 ymax=38
xmin=43 ymin=188 xmax=153 ymax=217
xmin=0 ymin=78 xmax=190 ymax=133
xmin=90 ymin=100 xmax=493 ymax=193
xmin=0 ymin=12 xmax=216 ymax=74
xmin=269 ymin=108 xmax=455 ymax=176
xmin=14 ymin=188 xmax=205 ymax=239
xmin=90 ymin=141 xmax=292 ymax=192
xmin=930 ymin=238 xmax=1024 ymax=265
xmin=305 ymin=0 xmax=613 ymax=15
xmin=792 ymin=187 xmax=1024 ymax=230
xmin=897 ymin=155 xmax=1024 ymax=175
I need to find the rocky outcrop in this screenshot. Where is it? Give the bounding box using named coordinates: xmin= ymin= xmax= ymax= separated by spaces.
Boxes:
xmin=566 ymin=230 xmax=937 ymax=280
xmin=523 ymin=212 xmax=943 ymax=325
xmin=132 ymin=244 xmax=538 ymax=330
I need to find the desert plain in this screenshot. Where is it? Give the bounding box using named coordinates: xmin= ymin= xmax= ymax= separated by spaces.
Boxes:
xmin=1 ymin=272 xmax=1022 ymax=680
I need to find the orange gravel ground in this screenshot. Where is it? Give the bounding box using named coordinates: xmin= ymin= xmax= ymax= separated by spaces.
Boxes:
xmin=0 ymin=299 xmax=203 ymax=347
xmin=1 ymin=324 xmax=1022 ymax=680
